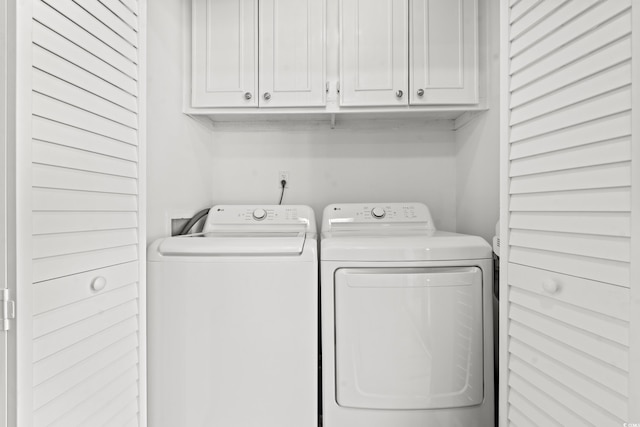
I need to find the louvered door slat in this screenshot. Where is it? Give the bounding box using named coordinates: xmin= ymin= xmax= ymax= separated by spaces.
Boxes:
xmin=33 ymin=211 xmax=138 ymax=235
xmin=32 ymin=22 xmax=137 ymax=95
xmin=509 ymin=340 xmax=627 ymax=417
xmin=510 ymin=229 xmax=630 ymax=263
xmin=509 ymin=0 xmax=569 ymax=42
xmin=34 ymin=282 xmax=138 ymax=337
xmin=32 ymin=116 xmax=137 ymax=161
xmin=33 ymin=317 xmax=138 ymax=386
xmin=100 ymin=0 xmax=139 ymax=31
xmin=33 ymin=163 xmax=138 ymax=195
xmin=82 ymin=383 xmax=140 ymax=427
xmin=510 ymin=0 xmax=630 ymax=74
xmin=119 ymin=0 xmax=138 ymax=16
xmin=510 ymin=112 xmax=631 ymax=159
xmin=510 ymin=62 xmax=631 ymax=125
xmin=73 ymin=0 xmax=138 ymax=46
xmin=41 ymin=0 xmax=137 ymax=63
xmin=33 ymin=342 xmax=138 ymax=410
xmin=510 ymin=0 xmax=599 ymax=55
xmin=32 ymin=44 xmax=137 ymax=111
xmin=510 ymin=187 xmax=630 ymax=212
xmin=510 ymin=12 xmax=631 ymax=91
xmin=510 ymin=162 xmax=631 ymax=194
xmin=509 ymin=248 xmax=629 ymax=286
xmin=510 ymin=138 xmax=631 ymax=176
xmin=33 ymin=187 xmax=137 ymax=211
xmin=508 ymin=390 xmax=560 ymax=427
xmin=33 ymin=68 xmax=138 ymax=128
xmin=509 ymin=358 xmax=624 ymax=426
xmin=45 ymin=367 xmax=138 ymax=427
xmin=33 ymin=1 xmax=137 ymax=79
xmin=511 ymin=37 xmax=631 ymax=109
xmin=509 ymin=212 xmax=631 ymax=237
xmin=510 ymin=87 xmax=631 ymax=143
xmin=508 ymin=373 xmax=590 ymax=426
xmin=33 ymin=93 xmax=137 ymax=145
xmin=101 ymin=399 xmax=139 ymax=427
xmin=32 ymin=245 xmax=138 ymax=283
xmin=32 ymin=139 xmax=138 ymax=179
xmin=34 ymin=357 xmax=138 ymax=427
xmin=33 ymin=228 xmax=138 ymax=260
xmin=509 ymin=288 xmax=628 ymax=344
xmin=509 ymin=322 xmax=628 ymax=396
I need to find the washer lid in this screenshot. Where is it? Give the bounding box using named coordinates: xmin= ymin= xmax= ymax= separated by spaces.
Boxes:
xmin=321 ymin=230 xmax=491 ymax=261
xmin=158 ymin=231 xmax=307 ymax=256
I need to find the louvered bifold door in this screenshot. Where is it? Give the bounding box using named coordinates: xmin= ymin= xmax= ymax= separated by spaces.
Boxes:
xmin=502 ymin=0 xmax=633 ymax=426
xmin=30 ymin=0 xmax=145 ymax=426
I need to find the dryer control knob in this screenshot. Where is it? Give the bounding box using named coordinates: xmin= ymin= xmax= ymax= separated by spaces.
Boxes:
xmin=252 ymin=208 xmax=267 ymax=221
xmin=371 ymin=207 xmax=386 ymax=219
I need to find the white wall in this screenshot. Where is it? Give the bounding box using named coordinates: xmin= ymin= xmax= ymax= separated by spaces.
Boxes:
xmin=455 ymin=0 xmax=500 ymax=243
xmin=146 ymin=0 xmax=214 ymax=243
xmin=146 ymin=0 xmax=499 ymax=240
xmin=209 ymin=123 xmax=458 ymax=232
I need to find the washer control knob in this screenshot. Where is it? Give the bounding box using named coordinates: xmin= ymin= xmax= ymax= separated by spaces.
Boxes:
xmin=252 ymin=208 xmax=267 ymax=221
xmin=371 ymin=207 xmax=386 ymax=219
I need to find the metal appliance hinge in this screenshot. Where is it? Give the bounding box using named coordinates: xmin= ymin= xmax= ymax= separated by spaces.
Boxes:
xmin=1 ymin=289 xmax=15 ymax=331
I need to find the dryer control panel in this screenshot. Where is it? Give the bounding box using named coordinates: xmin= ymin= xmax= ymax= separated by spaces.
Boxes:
xmin=322 ymin=203 xmax=435 ymax=232
xmin=203 ymin=205 xmax=316 ymax=232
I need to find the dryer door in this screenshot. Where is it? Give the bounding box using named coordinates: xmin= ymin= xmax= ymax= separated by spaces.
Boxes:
xmin=334 ymin=267 xmax=483 ymax=409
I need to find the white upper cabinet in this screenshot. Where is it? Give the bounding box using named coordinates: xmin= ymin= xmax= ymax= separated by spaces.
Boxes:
xmin=192 ymin=0 xmax=258 ymax=107
xmin=340 ymin=0 xmax=409 ymax=107
xmin=192 ymin=0 xmax=325 ymax=108
xmin=259 ymin=0 xmax=325 ymax=107
xmin=340 ymin=0 xmax=477 ymax=107
xmin=410 ymin=0 xmax=478 ymax=104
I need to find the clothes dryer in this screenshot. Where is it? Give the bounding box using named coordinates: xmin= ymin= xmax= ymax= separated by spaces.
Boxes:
xmin=320 ymin=203 xmax=493 ymax=427
xmin=148 ymin=205 xmax=318 ymax=427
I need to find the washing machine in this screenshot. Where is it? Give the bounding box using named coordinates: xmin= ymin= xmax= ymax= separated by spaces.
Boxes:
xmin=148 ymin=205 xmax=318 ymax=427
xmin=320 ymin=203 xmax=494 ymax=427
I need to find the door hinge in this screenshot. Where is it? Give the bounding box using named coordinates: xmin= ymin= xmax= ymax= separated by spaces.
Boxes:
xmin=1 ymin=289 xmax=15 ymax=331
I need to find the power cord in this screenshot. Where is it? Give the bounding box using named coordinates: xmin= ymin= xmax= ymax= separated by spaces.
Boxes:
xmin=278 ymin=179 xmax=287 ymax=205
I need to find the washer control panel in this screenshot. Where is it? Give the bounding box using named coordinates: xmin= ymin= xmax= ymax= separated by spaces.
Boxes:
xmin=322 ymin=203 xmax=435 ymax=232
xmin=204 ymin=205 xmax=315 ymax=232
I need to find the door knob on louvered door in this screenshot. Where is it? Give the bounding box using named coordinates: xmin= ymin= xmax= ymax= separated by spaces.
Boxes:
xmin=91 ymin=276 xmax=107 ymax=292
xmin=542 ymin=278 xmax=559 ymax=294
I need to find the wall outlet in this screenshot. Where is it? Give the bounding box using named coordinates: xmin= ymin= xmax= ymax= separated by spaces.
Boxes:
xmin=278 ymin=170 xmax=289 ymax=187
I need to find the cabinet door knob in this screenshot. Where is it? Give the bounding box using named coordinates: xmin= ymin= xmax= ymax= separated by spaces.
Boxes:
xmin=396 ymin=90 xmax=404 ymax=98
xmin=91 ymin=276 xmax=107 ymax=292
xmin=244 ymin=92 xmax=252 ymax=100
xmin=417 ymin=89 xmax=425 ymax=97
xmin=542 ymin=278 xmax=559 ymax=294
xmin=263 ymin=92 xmax=271 ymax=100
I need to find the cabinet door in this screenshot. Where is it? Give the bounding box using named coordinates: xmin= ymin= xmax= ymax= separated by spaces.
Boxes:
xmin=192 ymin=0 xmax=258 ymax=107
xmin=340 ymin=0 xmax=408 ymax=106
xmin=259 ymin=0 xmax=325 ymax=107
xmin=410 ymin=0 xmax=478 ymax=105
